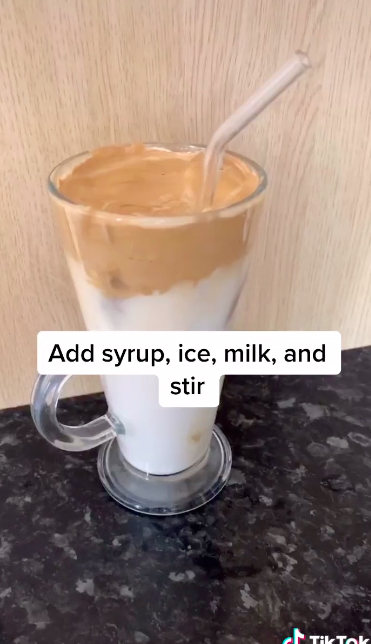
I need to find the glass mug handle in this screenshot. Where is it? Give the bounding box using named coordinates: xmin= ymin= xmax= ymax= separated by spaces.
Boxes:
xmin=31 ymin=375 xmax=117 ymax=452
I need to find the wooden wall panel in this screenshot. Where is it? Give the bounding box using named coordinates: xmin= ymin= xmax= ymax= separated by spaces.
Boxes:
xmin=1 ymin=0 xmax=370 ymax=407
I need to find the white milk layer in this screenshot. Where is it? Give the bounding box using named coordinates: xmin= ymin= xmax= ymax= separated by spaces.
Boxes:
xmin=68 ymin=259 xmax=245 ymax=475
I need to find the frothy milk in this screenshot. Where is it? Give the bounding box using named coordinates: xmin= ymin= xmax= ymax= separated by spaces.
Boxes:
xmin=69 ymin=258 xmax=243 ymax=473
xmin=52 ymin=144 xmax=263 ymax=475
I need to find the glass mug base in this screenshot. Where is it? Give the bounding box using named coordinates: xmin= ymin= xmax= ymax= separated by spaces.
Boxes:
xmin=31 ymin=374 xmax=231 ymax=516
xmin=97 ymin=426 xmax=232 ymax=516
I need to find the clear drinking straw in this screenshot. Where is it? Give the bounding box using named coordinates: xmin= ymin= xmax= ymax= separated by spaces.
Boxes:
xmin=201 ymin=51 xmax=311 ymax=208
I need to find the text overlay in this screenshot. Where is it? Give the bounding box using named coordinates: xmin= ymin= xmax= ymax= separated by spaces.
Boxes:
xmin=38 ymin=331 xmax=341 ymax=407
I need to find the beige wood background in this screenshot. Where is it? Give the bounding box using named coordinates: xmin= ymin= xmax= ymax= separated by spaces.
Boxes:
xmin=1 ymin=0 xmax=371 ymax=408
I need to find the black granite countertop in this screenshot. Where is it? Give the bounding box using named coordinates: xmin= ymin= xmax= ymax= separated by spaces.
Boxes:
xmin=1 ymin=348 xmax=371 ymax=643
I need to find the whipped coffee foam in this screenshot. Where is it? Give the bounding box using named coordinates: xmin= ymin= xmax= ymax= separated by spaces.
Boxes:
xmin=58 ymin=144 xmax=259 ymax=215
xmin=53 ymin=145 xmax=262 ymax=299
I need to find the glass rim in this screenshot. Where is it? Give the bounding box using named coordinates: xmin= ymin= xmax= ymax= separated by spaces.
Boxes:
xmin=48 ymin=143 xmax=268 ymax=226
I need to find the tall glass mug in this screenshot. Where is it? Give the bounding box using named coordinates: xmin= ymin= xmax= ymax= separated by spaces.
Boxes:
xmin=31 ymin=143 xmax=267 ymax=515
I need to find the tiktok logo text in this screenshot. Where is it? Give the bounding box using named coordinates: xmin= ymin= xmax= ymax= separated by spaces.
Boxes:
xmin=282 ymin=633 xmax=369 ymax=644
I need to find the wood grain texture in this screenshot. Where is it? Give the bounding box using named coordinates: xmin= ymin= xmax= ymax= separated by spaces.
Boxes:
xmin=1 ymin=0 xmax=370 ymax=408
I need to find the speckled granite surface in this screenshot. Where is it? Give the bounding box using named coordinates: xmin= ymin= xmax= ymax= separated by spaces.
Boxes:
xmin=1 ymin=348 xmax=371 ymax=643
